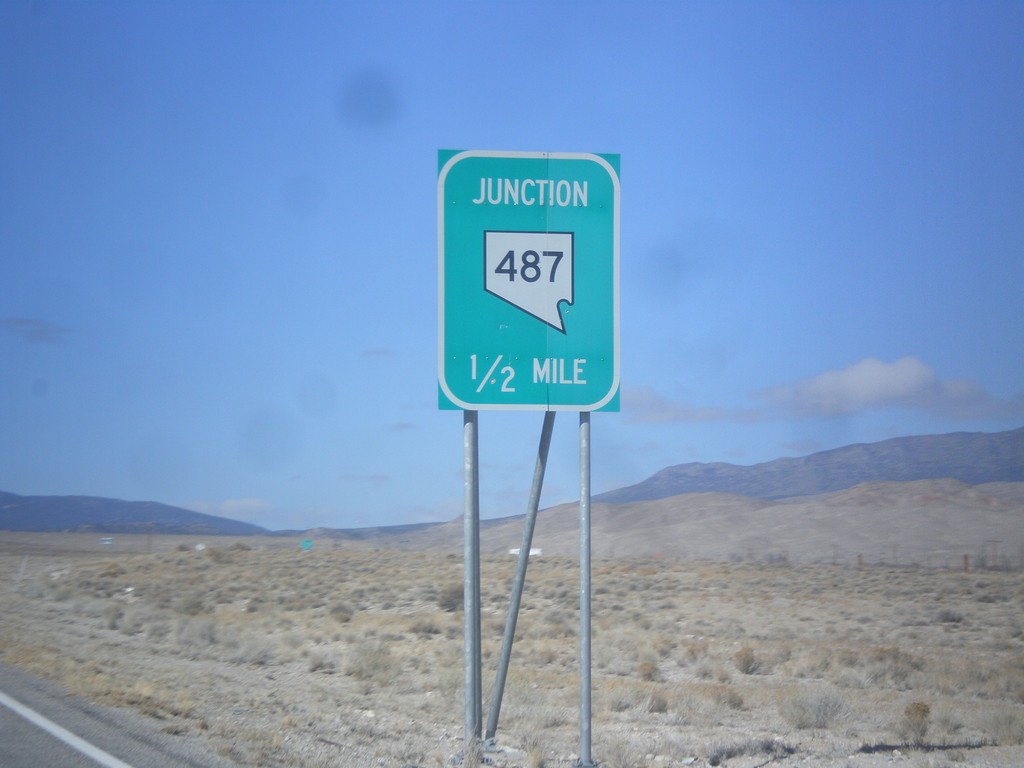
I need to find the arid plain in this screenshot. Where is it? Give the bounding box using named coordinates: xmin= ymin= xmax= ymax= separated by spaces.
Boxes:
xmin=1 ymin=532 xmax=1023 ymax=767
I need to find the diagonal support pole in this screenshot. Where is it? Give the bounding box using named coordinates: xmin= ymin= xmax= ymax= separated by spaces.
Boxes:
xmin=485 ymin=410 xmax=556 ymax=741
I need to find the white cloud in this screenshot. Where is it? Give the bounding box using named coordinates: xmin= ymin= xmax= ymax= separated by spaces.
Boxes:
xmin=623 ymin=386 xmax=759 ymax=424
xmin=759 ymin=357 xmax=1024 ymax=419
xmin=623 ymin=358 xmax=1024 ymax=424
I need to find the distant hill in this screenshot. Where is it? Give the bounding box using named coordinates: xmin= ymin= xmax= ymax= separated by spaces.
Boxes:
xmin=4 ymin=427 xmax=1021 ymax=559
xmin=470 ymin=479 xmax=1024 ymax=565
xmin=0 ymin=492 xmax=267 ymax=536
xmin=394 ymin=428 xmax=1024 ymax=562
xmin=596 ymin=427 xmax=1024 ymax=504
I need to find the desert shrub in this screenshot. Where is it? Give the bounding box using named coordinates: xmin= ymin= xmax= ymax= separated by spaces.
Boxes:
xmin=345 ymin=640 xmax=399 ymax=685
xmin=97 ymin=562 xmax=126 ymax=578
xmin=895 ymin=701 xmax=930 ymax=744
xmin=606 ymin=684 xmax=659 ymax=715
xmin=328 ymin=601 xmax=353 ymax=623
xmin=307 ymin=650 xmax=336 ymax=673
xmin=518 ymin=730 xmax=545 ymax=768
xmin=648 ymin=690 xmax=669 ymax=714
xmin=598 ymin=738 xmax=637 ymax=768
xmin=175 ymin=592 xmax=206 ymax=616
xmin=232 ymin=639 xmax=276 ymax=666
xmin=438 ymin=582 xmax=463 ymax=612
xmin=705 ymin=684 xmax=743 ymax=710
xmin=51 ymin=582 xmax=77 ymax=601
xmin=708 ymin=738 xmax=794 ymax=767
xmin=733 ymin=645 xmax=760 ymax=675
xmin=281 ymin=632 xmax=303 ymax=650
xmin=245 ymin=597 xmax=262 ymax=613
xmin=651 ymin=633 xmax=676 ymax=658
xmin=205 ymin=547 xmax=232 ymax=564
xmin=694 ymin=660 xmax=714 ymax=680
xmin=410 ymin=617 xmax=441 ymax=636
xmin=145 ymin=618 xmax=171 ymax=642
xmin=176 ymin=617 xmax=216 ymax=649
xmin=681 ymin=639 xmax=708 ymax=664
xmin=529 ymin=640 xmax=559 ymax=665
xmin=982 ymin=709 xmax=1024 ymax=746
xmin=104 ymin=603 xmax=124 ymax=630
xmin=538 ymin=610 xmax=574 ymax=639
xmin=637 ymin=660 xmax=661 ymax=682
xmin=459 ymin=738 xmax=483 ymax=768
xmin=865 ymin=646 xmax=923 ymax=689
xmin=534 ymin=706 xmax=572 ymax=729
xmin=606 ymin=687 xmax=632 ymax=713
xmin=794 ymin=646 xmax=834 ymax=679
xmin=928 ymin=705 xmax=965 ymax=744
xmin=779 ymin=687 xmax=847 ymax=730
xmin=119 ymin=607 xmax=150 ymax=636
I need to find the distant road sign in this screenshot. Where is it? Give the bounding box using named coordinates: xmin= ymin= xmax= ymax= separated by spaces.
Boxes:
xmin=438 ymin=150 xmax=619 ymax=411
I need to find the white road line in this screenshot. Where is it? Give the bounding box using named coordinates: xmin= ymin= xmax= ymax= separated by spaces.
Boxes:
xmin=0 ymin=688 xmax=135 ymax=768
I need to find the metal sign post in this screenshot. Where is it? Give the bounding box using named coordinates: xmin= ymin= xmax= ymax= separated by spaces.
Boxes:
xmin=463 ymin=410 xmax=481 ymax=748
xmin=578 ymin=412 xmax=594 ymax=767
xmin=439 ymin=150 xmax=618 ymax=763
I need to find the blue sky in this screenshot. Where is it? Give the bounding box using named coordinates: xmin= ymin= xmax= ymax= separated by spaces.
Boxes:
xmin=2 ymin=1 xmax=1022 ymax=531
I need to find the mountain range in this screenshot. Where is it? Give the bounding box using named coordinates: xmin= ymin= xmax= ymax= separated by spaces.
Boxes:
xmin=1 ymin=427 xmax=1022 ymax=559
xmin=595 ymin=426 xmax=1024 ymax=503
xmin=0 ymin=492 xmax=266 ymax=536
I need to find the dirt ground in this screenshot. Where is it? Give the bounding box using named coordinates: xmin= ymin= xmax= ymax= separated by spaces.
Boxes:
xmin=1 ymin=533 xmax=1022 ymax=767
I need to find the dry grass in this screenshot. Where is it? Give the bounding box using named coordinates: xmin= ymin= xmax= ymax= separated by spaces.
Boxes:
xmin=0 ymin=534 xmax=1023 ymax=766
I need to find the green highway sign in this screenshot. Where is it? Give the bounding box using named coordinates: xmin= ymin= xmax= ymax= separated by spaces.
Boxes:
xmin=438 ymin=150 xmax=619 ymax=411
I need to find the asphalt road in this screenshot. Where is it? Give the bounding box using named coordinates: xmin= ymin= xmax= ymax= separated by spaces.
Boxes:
xmin=0 ymin=663 xmax=231 ymax=768
xmin=0 ymin=698 xmax=96 ymax=768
